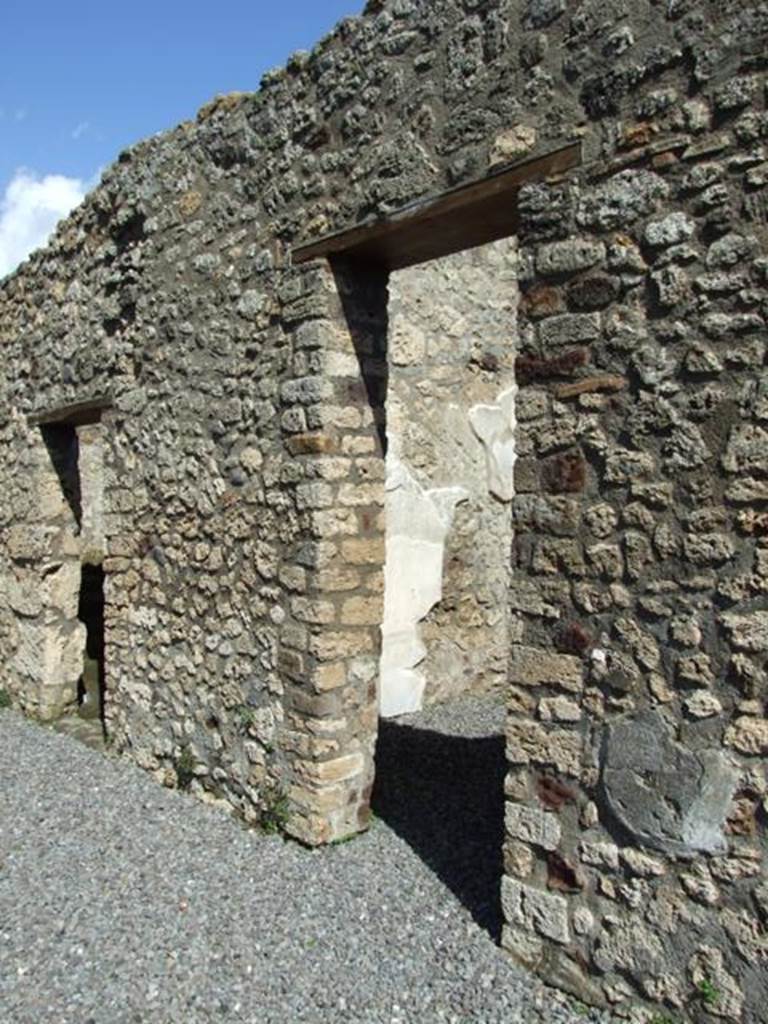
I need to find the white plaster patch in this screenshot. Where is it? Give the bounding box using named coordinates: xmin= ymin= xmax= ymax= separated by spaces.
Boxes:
xmin=469 ymin=386 xmax=517 ymax=501
xmin=379 ymin=454 xmax=468 ymax=717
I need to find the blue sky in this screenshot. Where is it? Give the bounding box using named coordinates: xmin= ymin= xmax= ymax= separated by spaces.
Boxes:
xmin=0 ymin=0 xmax=362 ymax=277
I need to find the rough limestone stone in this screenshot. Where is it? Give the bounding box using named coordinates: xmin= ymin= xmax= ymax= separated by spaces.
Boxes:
xmin=684 ymin=691 xmax=723 ymax=718
xmin=688 ymin=947 xmax=744 ymax=1021
xmin=723 ymin=425 xmax=768 ymax=476
xmin=505 ymin=803 xmax=561 ymax=851
xmin=507 ymin=720 xmax=582 ymax=776
xmin=538 ymin=313 xmax=601 ymax=348
xmin=501 ymin=877 xmax=570 ymax=944
xmin=509 ymin=646 xmax=583 ymax=691
xmin=720 ymin=612 xmax=768 ymax=653
xmin=593 ymin=921 xmax=664 ymax=976
xmin=644 ymin=212 xmax=696 ymax=247
xmin=724 ymin=717 xmax=768 ymax=756
xmin=536 ymin=239 xmax=606 ymax=276
xmin=490 ymin=125 xmax=537 ymax=166
xmin=576 ymin=171 xmax=670 ymax=231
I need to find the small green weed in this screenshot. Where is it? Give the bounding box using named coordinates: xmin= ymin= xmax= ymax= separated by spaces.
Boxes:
xmin=570 ymin=1000 xmax=590 ymax=1017
xmin=174 ymin=746 xmax=196 ymax=791
xmin=260 ymin=784 xmax=290 ymax=836
xmin=698 ymin=978 xmax=720 ymax=1008
xmin=234 ymin=705 xmax=256 ymax=732
xmin=650 ymin=1015 xmax=679 ymax=1024
xmin=0 ymin=689 xmax=11 ymax=710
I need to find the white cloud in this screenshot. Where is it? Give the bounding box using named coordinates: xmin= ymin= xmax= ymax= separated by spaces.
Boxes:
xmin=71 ymin=120 xmax=90 ymax=140
xmin=0 ymin=169 xmax=87 ymax=279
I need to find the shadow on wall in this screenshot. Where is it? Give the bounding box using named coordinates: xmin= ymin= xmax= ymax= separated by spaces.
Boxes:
xmin=372 ymin=718 xmax=506 ymax=942
xmin=330 ymin=258 xmax=390 ymax=457
xmin=40 ymin=422 xmax=82 ymax=528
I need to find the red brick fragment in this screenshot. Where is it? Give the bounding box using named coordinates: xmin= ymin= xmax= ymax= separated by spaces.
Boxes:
xmin=516 ymin=348 xmax=588 ymax=384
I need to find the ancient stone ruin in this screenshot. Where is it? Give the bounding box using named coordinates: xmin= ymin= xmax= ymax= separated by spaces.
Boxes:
xmin=1 ymin=0 xmax=767 ymax=1019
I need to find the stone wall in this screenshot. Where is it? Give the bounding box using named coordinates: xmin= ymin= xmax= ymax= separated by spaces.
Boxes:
xmin=1 ymin=416 xmax=106 ymax=722
xmin=0 ymin=0 xmax=766 ymax=1020
xmin=381 ymin=238 xmax=518 ymax=715
xmin=503 ymin=157 xmax=768 ymax=1024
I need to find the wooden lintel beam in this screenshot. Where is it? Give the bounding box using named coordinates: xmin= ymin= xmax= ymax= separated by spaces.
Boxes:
xmin=28 ymin=396 xmax=113 ymax=427
xmin=292 ymin=141 xmax=581 ymax=271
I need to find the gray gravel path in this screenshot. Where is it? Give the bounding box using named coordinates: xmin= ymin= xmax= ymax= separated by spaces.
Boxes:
xmin=0 ymin=699 xmax=612 ymax=1024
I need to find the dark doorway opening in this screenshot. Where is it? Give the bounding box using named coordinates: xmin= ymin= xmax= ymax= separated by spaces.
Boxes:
xmin=371 ymin=713 xmax=506 ymax=942
xmin=77 ymin=564 xmax=106 ymax=734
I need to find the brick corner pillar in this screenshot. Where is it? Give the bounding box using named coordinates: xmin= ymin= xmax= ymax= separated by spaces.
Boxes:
xmin=277 ymin=259 xmax=388 ymax=845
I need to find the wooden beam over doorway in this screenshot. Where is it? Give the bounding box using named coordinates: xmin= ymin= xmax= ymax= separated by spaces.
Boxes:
xmin=28 ymin=396 xmax=112 ymax=427
xmin=292 ymin=141 xmax=581 ymax=271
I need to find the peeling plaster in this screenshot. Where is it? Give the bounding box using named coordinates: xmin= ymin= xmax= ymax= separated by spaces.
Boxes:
xmin=379 ymin=454 xmax=468 ymax=718
xmin=469 ymin=386 xmax=517 ymax=502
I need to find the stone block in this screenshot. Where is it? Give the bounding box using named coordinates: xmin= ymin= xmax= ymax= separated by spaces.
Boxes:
xmin=340 ymin=596 xmax=383 ymax=626
xmin=723 ymin=424 xmax=768 ymax=476
xmin=603 ymin=447 xmax=656 ymax=484
xmin=315 ymin=566 xmax=361 ymax=592
xmin=576 ymin=169 xmax=669 ymax=231
xmin=295 ymin=482 xmax=334 ymax=510
xmin=512 ymin=495 xmax=580 ymax=537
xmin=724 ymin=716 xmax=768 ymax=755
xmin=340 ymin=538 xmax=385 ymax=565
xmin=509 ymin=646 xmax=583 ymax=691
xmin=505 ymin=802 xmax=561 ymax=851
xmin=295 ymin=751 xmax=365 ymax=785
xmin=506 ymin=721 xmax=582 ymax=776
xmin=537 ymin=313 xmax=601 ymax=349
xmin=289 ymin=687 xmax=342 ymax=719
xmin=288 ymin=783 xmax=349 ymax=814
xmin=309 ymin=629 xmax=376 ymax=661
xmin=520 ymin=284 xmax=564 ymax=319
xmin=501 ymin=924 xmax=543 ymax=968
xmin=280 ymin=377 xmax=334 ymax=406
xmin=310 ymin=662 xmax=347 ymax=693
xmin=566 ymin=274 xmax=620 ymax=311
xmin=721 ymin=611 xmax=768 ymax=652
xmin=8 ymin=574 xmax=44 ymax=617
xmin=286 ymin=433 xmax=337 ymax=455
xmin=501 ymin=877 xmax=570 ymax=944
xmin=489 ymin=124 xmax=537 ymax=167
xmin=579 ymin=840 xmax=619 ymax=869
xmin=290 ymin=597 xmax=336 ymax=625
xmin=644 ymin=212 xmax=696 ymax=247
xmin=539 ymin=696 xmax=581 ymax=722
xmin=338 ymin=483 xmax=384 ymax=507
xmin=542 ymin=452 xmax=586 ymax=493
xmin=504 ymin=838 xmax=535 ymax=878
xmin=536 ymin=239 xmax=605 ymax=277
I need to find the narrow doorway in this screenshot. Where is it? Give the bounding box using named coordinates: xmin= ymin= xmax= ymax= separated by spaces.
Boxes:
xmin=77 ymin=563 xmax=106 ymax=731
xmin=291 ymin=143 xmax=579 ymax=850
xmin=379 ymin=238 xmax=518 ymax=716
xmin=370 ymin=237 xmax=518 ymax=936
xmin=31 ymin=409 xmax=108 ymax=748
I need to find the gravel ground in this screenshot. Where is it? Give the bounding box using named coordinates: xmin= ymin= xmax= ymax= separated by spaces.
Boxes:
xmin=0 ymin=698 xmax=614 ymax=1024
